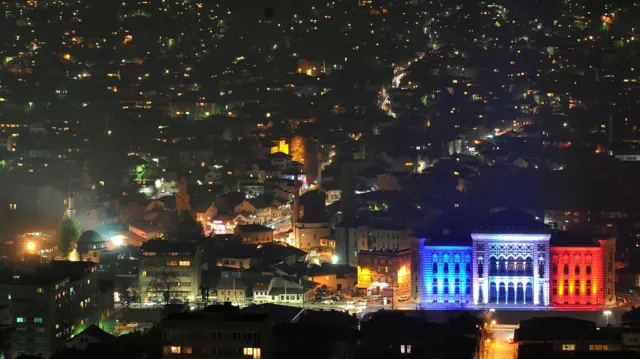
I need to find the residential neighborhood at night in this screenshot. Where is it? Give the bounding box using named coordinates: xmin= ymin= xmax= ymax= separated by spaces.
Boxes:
xmin=2 ymin=0 xmax=640 ymax=358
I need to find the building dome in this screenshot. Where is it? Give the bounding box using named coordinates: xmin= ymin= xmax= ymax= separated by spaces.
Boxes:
xmin=78 ymin=230 xmax=106 ymax=245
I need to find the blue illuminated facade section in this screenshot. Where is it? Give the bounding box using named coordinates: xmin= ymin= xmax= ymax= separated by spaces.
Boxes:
xmin=419 ymin=244 xmax=473 ymax=307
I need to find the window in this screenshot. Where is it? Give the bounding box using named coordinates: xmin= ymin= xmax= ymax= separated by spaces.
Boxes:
xmin=16 ymin=317 xmax=25 ymax=323
xmin=167 ymin=261 xmax=179 ymax=266
xmin=141 ymin=271 xmax=147 ymax=277
xmin=34 ymin=317 xmax=44 ymax=323
xmin=552 ymin=263 xmax=558 ymax=274
xmin=454 ymin=263 xmax=460 ymax=273
xmin=575 ymin=265 xmax=580 ymax=275
xmin=563 ymin=264 xmax=569 ymax=275
xmin=9 ymin=203 xmax=17 ymax=210
xmin=562 ymin=344 xmax=576 ymax=351
xmin=443 ymin=263 xmax=449 ymax=274
xmin=183 ymin=347 xmax=193 ymax=354
xmin=589 ymin=345 xmax=608 ymax=351
xmin=168 ymin=346 xmax=181 ymax=354
xmin=433 ymin=263 xmax=438 ymax=273
xmin=179 ymin=261 xmax=191 ymax=267
xmin=586 ymin=264 xmax=592 ymax=275
xmin=36 ymin=288 xmax=44 ymax=293
xmin=243 ymin=348 xmax=262 ymax=359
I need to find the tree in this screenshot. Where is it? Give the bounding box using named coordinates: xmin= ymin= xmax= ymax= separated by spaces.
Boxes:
xmin=120 ymin=288 xmax=138 ymax=312
xmin=148 ymin=270 xmax=180 ymax=304
xmin=168 ymin=212 xmax=205 ymax=241
xmin=199 ymin=284 xmax=210 ymax=306
xmin=175 ymin=177 xmax=191 ymax=217
xmin=56 ymin=216 xmax=80 ymax=259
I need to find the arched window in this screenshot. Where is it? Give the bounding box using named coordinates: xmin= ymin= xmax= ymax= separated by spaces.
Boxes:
xmin=507 ymin=256 xmax=515 ymax=272
xmin=563 ymin=264 xmax=569 ymax=275
xmin=433 ymin=262 xmax=438 ymax=274
xmin=586 ymin=263 xmax=592 ymax=275
xmin=516 ymin=257 xmax=524 ymax=273
xmin=443 ymin=263 xmax=449 ymax=274
xmin=477 ymin=257 xmax=484 ymax=277
xmin=465 ymin=263 xmax=471 ymax=274
xmin=525 ymin=257 xmax=533 ymax=275
xmin=489 ymin=257 xmax=497 ymax=275
xmin=575 ymin=264 xmax=580 ymax=275
xmin=454 ymin=263 xmax=460 ymax=274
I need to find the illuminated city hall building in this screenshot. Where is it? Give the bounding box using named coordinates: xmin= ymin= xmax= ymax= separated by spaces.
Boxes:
xmin=417 ymin=211 xmax=616 ymax=309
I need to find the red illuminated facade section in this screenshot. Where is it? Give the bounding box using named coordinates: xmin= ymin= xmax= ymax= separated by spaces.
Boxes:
xmin=549 ymin=239 xmax=616 ymax=308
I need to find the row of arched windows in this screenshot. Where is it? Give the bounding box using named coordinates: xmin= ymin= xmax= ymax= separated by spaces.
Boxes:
xmin=432 ymin=253 xmax=471 ymax=263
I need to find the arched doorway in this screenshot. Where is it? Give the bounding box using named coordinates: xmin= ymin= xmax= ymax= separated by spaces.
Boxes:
xmin=507 ymin=282 xmax=515 ymax=304
xmin=489 ymin=282 xmax=497 ymax=303
xmin=517 ymin=283 xmax=524 ymax=304
xmin=525 ymin=283 xmax=533 ymax=303
xmin=498 ymin=283 xmax=506 ymax=304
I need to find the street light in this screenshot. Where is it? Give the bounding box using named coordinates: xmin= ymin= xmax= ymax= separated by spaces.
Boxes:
xmin=603 ymin=310 xmax=612 ymax=325
xmin=26 ymin=241 xmax=36 ymax=252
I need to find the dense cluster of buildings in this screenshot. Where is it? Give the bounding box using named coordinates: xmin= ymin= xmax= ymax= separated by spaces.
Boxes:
xmin=3 ymin=0 xmax=640 ymax=357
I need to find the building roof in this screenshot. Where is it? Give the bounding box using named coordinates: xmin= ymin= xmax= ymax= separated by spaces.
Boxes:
xmin=241 ymin=304 xmax=304 ymax=324
xmin=475 ymin=209 xmax=548 ymax=234
xmin=78 ymin=230 xmax=107 ymax=244
xmin=237 ymin=224 xmax=274 ymax=233
xmin=140 ymin=239 xmax=198 ymax=254
xmin=549 ymin=231 xmax=600 ymax=247
xmin=69 ymin=325 xmax=117 ymax=344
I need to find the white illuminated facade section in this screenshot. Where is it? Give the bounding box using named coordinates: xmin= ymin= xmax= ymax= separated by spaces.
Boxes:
xmin=471 ymin=233 xmax=551 ymax=307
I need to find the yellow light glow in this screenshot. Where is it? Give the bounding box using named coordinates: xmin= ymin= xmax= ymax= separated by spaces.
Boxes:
xmin=26 ymin=241 xmax=36 ymax=251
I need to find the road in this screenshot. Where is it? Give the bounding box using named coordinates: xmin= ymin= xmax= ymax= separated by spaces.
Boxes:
xmin=490 ymin=325 xmax=517 ymax=359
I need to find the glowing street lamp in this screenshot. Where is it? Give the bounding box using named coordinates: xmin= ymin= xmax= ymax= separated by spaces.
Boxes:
xmin=111 ymin=235 xmax=125 ymax=247
xmin=26 ymin=241 xmax=36 ymax=252
xmin=603 ymin=310 xmax=612 ymax=325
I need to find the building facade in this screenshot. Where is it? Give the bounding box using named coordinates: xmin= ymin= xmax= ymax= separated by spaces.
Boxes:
xmin=358 ymin=249 xmax=412 ymax=298
xmin=549 ymin=238 xmax=616 ymax=307
xmin=139 ymin=240 xmax=202 ymax=304
xmin=0 ymin=261 xmax=103 ymax=358
xmin=416 ymin=211 xmax=616 ymax=309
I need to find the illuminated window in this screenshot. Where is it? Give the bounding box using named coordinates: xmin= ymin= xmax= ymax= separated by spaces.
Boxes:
xmin=141 ymin=271 xmax=147 ymax=277
xmin=179 ymin=261 xmax=191 ymax=267
xmin=16 ymin=317 xmax=25 ymax=323
xmin=143 ymin=252 xmax=156 ymax=257
xmin=9 ymin=203 xmax=16 ymax=210
xmin=589 ymin=345 xmax=608 ymax=351
xmin=170 ymin=346 xmax=181 ymax=354
xmin=36 ymin=288 xmax=44 ymax=293
xmin=34 ymin=317 xmax=43 ymax=323
xmin=167 ymin=261 xmax=179 ymax=267
xmin=243 ymin=347 xmax=261 ymax=359
xmin=183 ymin=347 xmax=193 ymax=354
xmin=562 ymin=344 xmax=576 ymax=351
